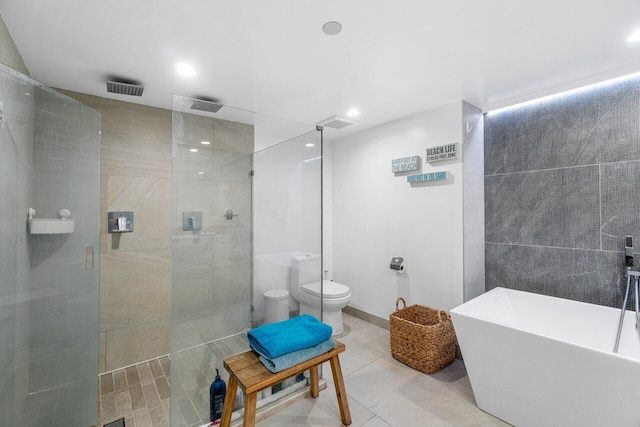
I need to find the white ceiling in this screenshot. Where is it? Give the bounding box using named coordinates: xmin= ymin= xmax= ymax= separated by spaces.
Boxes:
xmin=2 ymin=0 xmax=640 ymax=139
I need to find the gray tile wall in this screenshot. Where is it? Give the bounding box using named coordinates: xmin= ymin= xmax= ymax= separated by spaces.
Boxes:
xmin=0 ymin=63 xmax=34 ymax=427
xmin=485 ymin=77 xmax=640 ymax=309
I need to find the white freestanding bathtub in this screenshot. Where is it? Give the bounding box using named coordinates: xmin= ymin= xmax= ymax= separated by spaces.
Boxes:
xmin=450 ymin=287 xmax=640 ymax=427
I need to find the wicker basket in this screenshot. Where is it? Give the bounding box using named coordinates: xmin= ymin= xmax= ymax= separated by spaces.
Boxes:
xmin=390 ymin=298 xmax=457 ymax=374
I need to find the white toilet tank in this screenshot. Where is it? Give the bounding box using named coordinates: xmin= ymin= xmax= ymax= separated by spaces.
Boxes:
xmin=290 ymin=254 xmax=322 ymax=287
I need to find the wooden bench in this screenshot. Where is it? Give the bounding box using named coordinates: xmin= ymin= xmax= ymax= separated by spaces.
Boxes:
xmin=221 ymin=340 xmax=351 ymax=427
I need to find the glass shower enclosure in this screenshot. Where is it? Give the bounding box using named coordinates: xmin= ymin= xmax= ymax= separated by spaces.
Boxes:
xmin=171 ymin=96 xmax=322 ymax=426
xmin=0 ymin=63 xmax=101 ymax=425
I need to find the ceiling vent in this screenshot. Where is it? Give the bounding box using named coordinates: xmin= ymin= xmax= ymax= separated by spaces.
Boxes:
xmin=106 ymin=81 xmax=144 ymax=97
xmin=190 ymin=99 xmax=224 ymax=113
xmin=316 ymin=115 xmax=357 ymax=129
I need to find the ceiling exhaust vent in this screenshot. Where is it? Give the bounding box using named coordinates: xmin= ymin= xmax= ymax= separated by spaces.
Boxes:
xmin=106 ymin=81 xmax=144 ymax=97
xmin=190 ymin=99 xmax=224 ymax=113
xmin=315 ymin=115 xmax=357 ymax=129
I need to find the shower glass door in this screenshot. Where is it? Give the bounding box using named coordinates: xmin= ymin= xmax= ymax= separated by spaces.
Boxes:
xmin=171 ymin=96 xmax=322 ymax=426
xmin=0 ymin=63 xmax=101 ymax=426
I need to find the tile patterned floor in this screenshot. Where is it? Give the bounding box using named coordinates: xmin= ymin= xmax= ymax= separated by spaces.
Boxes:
xmin=99 ymin=313 xmax=511 ymax=427
xmin=99 ymin=356 xmax=171 ymax=427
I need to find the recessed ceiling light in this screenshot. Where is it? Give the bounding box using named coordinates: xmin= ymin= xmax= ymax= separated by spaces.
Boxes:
xmin=322 ymin=21 xmax=342 ymax=36
xmin=198 ymin=172 xmax=204 ymax=175
xmin=201 ymin=141 xmax=211 ymax=145
xmin=174 ymin=62 xmax=196 ymax=77
xmin=628 ymin=29 xmax=640 ymax=42
xmin=306 ymin=143 xmax=315 ymax=147
xmin=347 ymin=108 xmax=360 ymax=117
xmin=190 ymin=148 xmax=199 ymax=152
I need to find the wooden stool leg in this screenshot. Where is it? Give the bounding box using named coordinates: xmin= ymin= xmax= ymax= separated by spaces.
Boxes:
xmin=329 ymin=355 xmax=351 ymax=426
xmin=221 ymin=375 xmax=238 ymax=427
xmin=243 ymin=392 xmax=257 ymax=427
xmin=310 ymin=365 xmax=319 ymax=398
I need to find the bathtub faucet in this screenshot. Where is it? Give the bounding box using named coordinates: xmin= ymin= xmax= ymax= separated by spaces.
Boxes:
xmin=614 ymin=235 xmax=640 ymax=353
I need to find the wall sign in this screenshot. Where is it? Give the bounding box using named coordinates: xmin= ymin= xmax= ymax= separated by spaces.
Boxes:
xmin=391 ymin=155 xmax=419 ymax=172
xmin=407 ymin=171 xmax=448 ymax=183
xmin=425 ymin=143 xmax=457 ymax=162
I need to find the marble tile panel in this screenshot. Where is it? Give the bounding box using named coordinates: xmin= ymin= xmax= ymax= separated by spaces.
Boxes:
xmin=134 ymin=407 xmax=153 ymax=427
xmin=485 ymin=77 xmax=640 ymax=175
xmin=485 ymin=166 xmax=600 ymax=249
xmin=104 ymin=318 xmax=170 ymax=371
xmin=100 ymin=372 xmax=114 ymax=396
xmin=154 ymin=376 xmax=170 ymax=400
xmin=361 ymin=417 xmax=392 ymax=427
xmin=126 ymin=365 xmax=141 ymax=387
xmin=100 ymin=249 xmax=170 ymax=332
xmin=485 ymin=243 xmax=625 ymax=309
xmin=61 ymin=89 xmax=171 ymax=141
xmin=100 ymin=392 xmax=117 ymax=424
xmin=104 ymin=176 xmax=171 ymax=252
xmin=137 ymin=362 xmax=155 ymax=386
xmin=149 ymin=404 xmax=169 ymax=427
xmin=600 ymin=161 xmax=640 ymax=251
xmin=113 ymin=369 xmax=128 ymax=394
xmin=100 ymin=130 xmax=171 ymax=179
xmin=256 ymin=379 xmax=375 ymax=427
xmin=143 ymin=382 xmax=162 ymax=409
xmin=115 ymin=390 xmax=133 ymax=418
xmin=130 ymin=383 xmax=147 ymax=411
xmin=159 ymin=356 xmax=170 ymax=376
xmin=321 ymin=335 xmax=385 ymax=381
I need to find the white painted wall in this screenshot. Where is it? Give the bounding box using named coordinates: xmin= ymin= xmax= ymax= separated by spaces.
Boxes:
xmin=252 ymin=130 xmax=322 ymax=323
xmin=331 ymin=102 xmax=465 ymax=319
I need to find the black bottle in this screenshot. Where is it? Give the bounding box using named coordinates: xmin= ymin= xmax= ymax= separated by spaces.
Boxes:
xmin=210 ymin=368 xmax=226 ymax=422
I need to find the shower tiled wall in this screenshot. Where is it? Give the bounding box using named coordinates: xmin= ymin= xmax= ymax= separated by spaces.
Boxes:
xmin=484 ymin=77 xmax=640 ymax=308
xmin=61 ymin=90 xmax=172 ymax=372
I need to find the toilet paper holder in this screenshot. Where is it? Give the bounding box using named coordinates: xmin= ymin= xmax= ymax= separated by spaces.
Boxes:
xmin=390 ymin=257 xmax=405 ymax=272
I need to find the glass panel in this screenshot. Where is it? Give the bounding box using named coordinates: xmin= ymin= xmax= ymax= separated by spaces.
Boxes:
xmin=171 ymin=99 xmax=255 ymax=427
xmin=170 ymin=96 xmax=322 ymax=426
xmin=0 ymin=63 xmax=100 ymax=426
xmin=252 ymin=130 xmax=323 ymax=396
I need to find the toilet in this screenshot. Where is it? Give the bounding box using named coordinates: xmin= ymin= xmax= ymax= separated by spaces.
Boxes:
xmin=290 ymin=254 xmax=351 ymax=336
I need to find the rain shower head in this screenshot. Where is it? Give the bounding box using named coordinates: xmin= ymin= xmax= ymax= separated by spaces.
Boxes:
xmin=315 ymin=115 xmax=357 ymax=129
xmin=106 ymin=80 xmax=144 ymax=97
xmin=190 ymin=99 xmax=224 ymax=113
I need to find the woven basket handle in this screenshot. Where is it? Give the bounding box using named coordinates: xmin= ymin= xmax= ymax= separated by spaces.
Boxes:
xmin=437 ymin=310 xmax=449 ymax=323
xmin=395 ymin=297 xmax=407 ymax=310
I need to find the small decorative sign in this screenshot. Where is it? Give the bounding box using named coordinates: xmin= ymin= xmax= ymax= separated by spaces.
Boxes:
xmin=391 ymin=156 xmax=419 ymax=173
xmin=425 ymin=143 xmax=457 ymax=162
xmin=407 ymin=171 xmax=448 ymax=183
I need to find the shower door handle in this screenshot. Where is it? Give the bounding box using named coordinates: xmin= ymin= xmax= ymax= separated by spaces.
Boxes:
xmin=85 ymin=246 xmax=94 ymax=270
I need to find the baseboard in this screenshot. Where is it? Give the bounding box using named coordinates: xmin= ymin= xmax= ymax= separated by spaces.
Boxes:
xmin=343 ymin=305 xmax=389 ymax=330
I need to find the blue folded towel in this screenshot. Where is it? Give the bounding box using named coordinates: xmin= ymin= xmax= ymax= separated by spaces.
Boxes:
xmin=247 ymin=314 xmax=333 ymax=359
xmin=257 ymin=338 xmax=336 ymax=373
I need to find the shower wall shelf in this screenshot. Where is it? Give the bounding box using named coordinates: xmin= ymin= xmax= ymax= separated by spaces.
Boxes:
xmin=27 ymin=208 xmax=75 ymax=234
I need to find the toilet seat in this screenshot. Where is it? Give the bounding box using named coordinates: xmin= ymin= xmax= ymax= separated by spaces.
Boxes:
xmin=301 ymin=280 xmax=350 ymax=299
